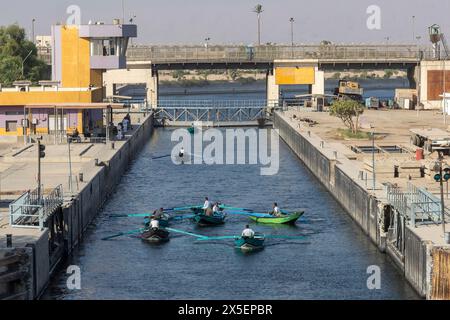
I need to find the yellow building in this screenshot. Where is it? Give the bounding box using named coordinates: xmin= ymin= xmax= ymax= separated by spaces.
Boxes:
xmin=0 ymin=21 xmax=137 ymax=139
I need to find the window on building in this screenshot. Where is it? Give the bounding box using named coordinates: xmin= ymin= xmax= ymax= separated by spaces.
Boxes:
xmin=6 ymin=121 xmax=18 ymax=132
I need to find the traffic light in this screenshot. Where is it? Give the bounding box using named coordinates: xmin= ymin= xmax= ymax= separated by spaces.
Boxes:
xmin=434 ymin=168 xmax=450 ymax=182
xmin=39 ymin=143 xmax=46 ymax=158
xmin=445 ymin=168 xmax=450 ymax=181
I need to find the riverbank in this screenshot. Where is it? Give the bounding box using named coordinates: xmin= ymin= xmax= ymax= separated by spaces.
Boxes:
xmin=273 ymin=109 xmax=450 ymax=299
xmin=0 ymin=114 xmax=154 ymax=300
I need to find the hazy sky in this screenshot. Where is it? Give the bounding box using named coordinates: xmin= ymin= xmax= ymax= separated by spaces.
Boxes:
xmin=2 ymin=0 xmax=450 ymax=45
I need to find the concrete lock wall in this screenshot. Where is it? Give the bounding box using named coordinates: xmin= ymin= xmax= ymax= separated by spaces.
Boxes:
xmin=3 ymin=114 xmax=155 ymax=300
xmin=63 ymin=114 xmax=154 ymax=256
xmin=273 ymin=112 xmax=432 ymax=298
xmin=273 ymin=113 xmax=380 ymax=243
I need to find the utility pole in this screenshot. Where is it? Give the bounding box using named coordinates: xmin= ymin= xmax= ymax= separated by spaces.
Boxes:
xmin=372 ymin=131 xmax=376 ymax=191
xmin=68 ymin=138 xmax=73 ymax=193
xmin=290 ymin=17 xmax=295 ymax=58
xmin=32 ymin=19 xmax=36 ymax=44
xmin=434 ymin=153 xmax=450 ymax=243
xmin=37 ymin=139 xmax=46 ymax=201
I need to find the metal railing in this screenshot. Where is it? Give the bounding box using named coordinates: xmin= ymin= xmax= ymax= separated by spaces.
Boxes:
xmin=9 ymin=185 xmax=64 ymax=229
xmin=148 ymin=98 xmax=315 ymax=122
xmin=126 ymin=44 xmax=426 ymax=63
xmin=386 ymin=182 xmax=450 ymax=227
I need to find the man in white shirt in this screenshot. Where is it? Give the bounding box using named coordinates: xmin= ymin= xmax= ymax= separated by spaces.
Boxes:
xmin=150 ymin=219 xmax=160 ymax=230
xmin=271 ymin=203 xmax=282 ymax=217
xmin=242 ymin=225 xmax=255 ymax=239
xmin=203 ymin=197 xmax=211 ymax=210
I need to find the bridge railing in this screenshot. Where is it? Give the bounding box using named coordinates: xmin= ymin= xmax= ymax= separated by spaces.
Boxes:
xmin=148 ymin=98 xmax=314 ymax=123
xmin=127 ymin=44 xmax=426 ymax=63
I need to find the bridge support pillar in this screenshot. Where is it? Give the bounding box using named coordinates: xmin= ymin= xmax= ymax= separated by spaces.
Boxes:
xmin=310 ymin=69 xmax=325 ymax=95
xmin=266 ymin=71 xmax=279 ymax=107
xmin=147 ymin=70 xmax=159 ymax=109
xmin=407 ymin=65 xmax=420 ymax=89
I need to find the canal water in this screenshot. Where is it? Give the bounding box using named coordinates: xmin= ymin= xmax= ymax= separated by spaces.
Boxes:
xmin=44 ymin=126 xmax=419 ymax=300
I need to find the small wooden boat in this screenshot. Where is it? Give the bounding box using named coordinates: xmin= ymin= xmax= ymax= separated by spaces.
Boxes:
xmin=235 ymin=234 xmax=265 ymax=252
xmin=140 ymin=228 xmax=170 ymax=243
xmin=192 ymin=208 xmax=226 ymax=226
xmin=249 ymin=211 xmax=304 ymax=225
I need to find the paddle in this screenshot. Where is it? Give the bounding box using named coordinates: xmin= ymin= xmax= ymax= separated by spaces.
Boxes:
xmin=197 ymin=236 xmax=238 ymax=241
xmin=197 ymin=234 xmax=307 ymax=241
xmin=165 ymin=228 xmax=208 ymax=239
xmin=225 ymin=211 xmax=273 ymax=218
xmin=220 ymin=205 xmax=254 ymax=212
xmin=265 ymin=235 xmax=307 ymax=240
xmin=101 ymin=228 xmax=145 ymax=241
xmin=109 ymin=211 xmax=193 ymax=219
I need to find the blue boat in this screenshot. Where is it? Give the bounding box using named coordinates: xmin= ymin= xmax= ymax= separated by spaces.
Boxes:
xmin=234 ymin=234 xmax=265 ymax=252
xmin=192 ymin=208 xmax=226 ymax=226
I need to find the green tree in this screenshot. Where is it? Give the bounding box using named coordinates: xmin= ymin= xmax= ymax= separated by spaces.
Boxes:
xmin=384 ymin=69 xmax=394 ymax=79
xmin=228 ymin=69 xmax=241 ymax=81
xmin=330 ymin=99 xmax=365 ymax=134
xmin=0 ymin=24 xmax=48 ymax=85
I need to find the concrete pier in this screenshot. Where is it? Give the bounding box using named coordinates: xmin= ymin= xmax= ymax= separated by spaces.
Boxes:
xmin=273 ymin=110 xmax=450 ymax=299
xmin=0 ymin=114 xmax=154 ymax=299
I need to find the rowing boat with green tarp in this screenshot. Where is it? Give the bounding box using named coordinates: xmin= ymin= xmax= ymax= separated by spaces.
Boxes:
xmin=249 ymin=211 xmax=304 ymax=225
xmin=235 ymin=234 xmax=265 ymax=252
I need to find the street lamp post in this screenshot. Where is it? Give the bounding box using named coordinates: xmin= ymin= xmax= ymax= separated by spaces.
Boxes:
xmin=412 ymin=15 xmax=415 ymax=42
xmin=68 ymin=138 xmax=73 ymax=193
xmin=289 ymin=17 xmax=295 ymax=58
xmin=205 ymin=37 xmax=211 ymax=57
xmin=32 ymin=19 xmax=36 ymax=44
xmin=372 ymin=131 xmax=376 ymax=191
xmin=434 ymin=152 xmax=449 ymax=242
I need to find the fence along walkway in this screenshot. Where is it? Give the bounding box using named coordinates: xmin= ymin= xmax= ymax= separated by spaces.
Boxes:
xmin=126 ymin=44 xmax=424 ymax=63
xmin=9 ymin=185 xmax=64 ymax=230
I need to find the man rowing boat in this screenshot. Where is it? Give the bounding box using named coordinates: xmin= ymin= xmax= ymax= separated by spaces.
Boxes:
xmin=242 ymin=225 xmax=255 ymax=239
xmin=270 ymin=203 xmax=282 ymax=217
xmin=203 ymin=197 xmax=211 ymax=210
xmin=212 ymin=203 xmax=221 ymax=215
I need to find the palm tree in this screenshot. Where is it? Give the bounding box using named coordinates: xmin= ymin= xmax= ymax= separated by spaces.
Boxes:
xmin=253 ymin=4 xmax=263 ymax=45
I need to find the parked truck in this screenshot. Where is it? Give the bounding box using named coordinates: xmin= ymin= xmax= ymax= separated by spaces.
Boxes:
xmin=334 ymin=80 xmax=364 ymax=102
xmin=410 ymin=128 xmax=450 ymax=154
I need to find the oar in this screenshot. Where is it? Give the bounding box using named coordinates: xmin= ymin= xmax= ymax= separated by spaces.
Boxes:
xmin=165 ymin=205 xmax=202 ymax=211
xmin=109 ymin=213 xmax=150 ymax=218
xmin=226 ymin=211 xmax=273 ymax=218
xmin=220 ymin=205 xmax=254 ymax=212
xmin=101 ymin=229 xmax=144 ymax=241
xmin=265 ymin=235 xmax=307 ymax=240
xmin=197 ymin=236 xmax=238 ymax=241
xmin=165 ymin=228 xmax=208 ymax=239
